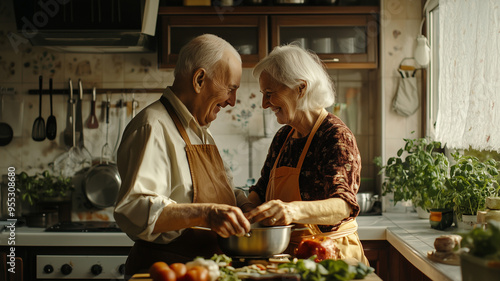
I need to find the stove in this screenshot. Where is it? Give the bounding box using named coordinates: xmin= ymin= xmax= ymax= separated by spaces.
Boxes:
xmin=45 ymin=221 xmax=122 ymax=232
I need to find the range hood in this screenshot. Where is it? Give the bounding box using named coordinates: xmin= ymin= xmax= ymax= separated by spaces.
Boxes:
xmin=13 ymin=0 xmax=159 ymax=53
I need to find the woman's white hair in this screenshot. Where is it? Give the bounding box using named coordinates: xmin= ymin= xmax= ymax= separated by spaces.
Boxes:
xmin=253 ymin=44 xmax=335 ymax=111
xmin=174 ymin=34 xmax=241 ymax=79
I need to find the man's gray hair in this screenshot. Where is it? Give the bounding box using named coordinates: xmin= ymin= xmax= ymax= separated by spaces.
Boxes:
xmin=174 ymin=34 xmax=241 ymax=79
xmin=253 ymin=44 xmax=335 ymax=111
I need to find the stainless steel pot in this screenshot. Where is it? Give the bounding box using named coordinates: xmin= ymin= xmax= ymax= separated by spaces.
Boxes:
xmin=194 ymin=224 xmax=306 ymax=257
xmin=218 ymin=225 xmax=294 ymax=257
xmin=357 ymin=192 xmax=379 ymax=214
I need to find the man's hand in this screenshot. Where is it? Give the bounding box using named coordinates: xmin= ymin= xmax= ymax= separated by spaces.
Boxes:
xmin=205 ymin=204 xmax=251 ymax=238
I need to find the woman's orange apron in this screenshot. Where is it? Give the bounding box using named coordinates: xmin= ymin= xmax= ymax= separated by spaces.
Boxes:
xmin=124 ymin=96 xmax=237 ymax=278
xmin=265 ymin=109 xmax=368 ymax=265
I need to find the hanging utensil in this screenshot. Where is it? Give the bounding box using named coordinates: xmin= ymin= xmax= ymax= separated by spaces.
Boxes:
xmin=101 ymin=96 xmax=111 ymax=162
xmin=0 ymin=95 xmax=14 ymax=146
xmin=53 ymin=80 xmax=81 ymax=178
xmin=112 ymin=97 xmax=126 ymax=160
xmin=75 ymin=79 xmax=84 ymax=148
xmin=63 ymin=79 xmax=75 ymax=147
xmin=86 ymin=87 xmax=99 ymax=129
xmin=46 ymin=78 xmax=57 ymax=140
xmin=32 ymin=75 xmax=46 ymax=141
xmin=76 ymin=79 xmax=92 ymax=167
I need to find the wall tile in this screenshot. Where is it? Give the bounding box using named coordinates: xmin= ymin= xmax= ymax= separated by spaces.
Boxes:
xmin=102 ymin=54 xmax=124 ymax=83
xmin=0 ymin=50 xmax=22 ymax=83
xmin=64 ymin=53 xmax=103 ymax=83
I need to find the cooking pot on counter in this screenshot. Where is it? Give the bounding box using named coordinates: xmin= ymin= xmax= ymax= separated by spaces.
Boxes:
xmin=357 ymin=192 xmax=379 ymax=214
xmin=194 ymin=224 xmax=307 ymax=257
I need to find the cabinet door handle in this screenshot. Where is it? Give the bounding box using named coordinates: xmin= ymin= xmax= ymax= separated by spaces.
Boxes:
xmin=322 ymin=58 xmax=340 ymax=62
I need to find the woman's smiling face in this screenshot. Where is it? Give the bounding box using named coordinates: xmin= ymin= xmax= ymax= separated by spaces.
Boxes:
xmin=259 ymin=71 xmax=301 ymax=125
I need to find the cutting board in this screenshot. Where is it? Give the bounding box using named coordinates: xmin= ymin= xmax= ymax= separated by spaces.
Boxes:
xmin=129 ymin=272 xmax=383 ymax=281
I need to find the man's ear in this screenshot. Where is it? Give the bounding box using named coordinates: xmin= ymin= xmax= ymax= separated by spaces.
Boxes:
xmin=298 ymin=80 xmax=307 ymax=98
xmin=192 ymin=68 xmax=206 ymax=93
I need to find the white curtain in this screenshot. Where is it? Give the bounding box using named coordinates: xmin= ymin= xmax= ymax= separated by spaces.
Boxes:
xmin=436 ymin=0 xmax=500 ymax=151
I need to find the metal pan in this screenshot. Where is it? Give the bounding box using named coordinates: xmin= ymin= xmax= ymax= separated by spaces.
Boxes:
xmin=82 ymin=99 xmax=121 ymax=209
xmin=83 ymin=162 xmax=121 ymax=209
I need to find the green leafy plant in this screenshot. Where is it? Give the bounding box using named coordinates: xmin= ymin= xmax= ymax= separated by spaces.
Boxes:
xmin=447 ymin=152 xmax=499 ymax=219
xmin=375 ymin=137 xmax=453 ymax=211
xmin=17 ymin=170 xmax=74 ymax=206
xmin=461 ymin=220 xmax=500 ymax=260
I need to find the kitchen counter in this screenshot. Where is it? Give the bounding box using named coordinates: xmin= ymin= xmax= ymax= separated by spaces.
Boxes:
xmin=0 ymin=213 xmax=462 ymax=280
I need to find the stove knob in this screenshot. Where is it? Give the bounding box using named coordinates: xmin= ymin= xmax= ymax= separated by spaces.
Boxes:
xmin=61 ymin=264 xmax=72 ymax=275
xmin=43 ymin=264 xmax=54 ymax=273
xmin=91 ymin=264 xmax=103 ymax=275
xmin=119 ymin=264 xmax=126 ymax=275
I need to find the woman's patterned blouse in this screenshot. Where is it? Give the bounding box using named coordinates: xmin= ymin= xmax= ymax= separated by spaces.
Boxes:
xmin=249 ymin=112 xmax=361 ymax=232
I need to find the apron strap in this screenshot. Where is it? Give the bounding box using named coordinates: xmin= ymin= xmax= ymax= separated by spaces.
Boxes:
xmin=160 ymin=96 xmax=192 ymax=146
xmin=296 ymin=109 xmax=328 ymax=171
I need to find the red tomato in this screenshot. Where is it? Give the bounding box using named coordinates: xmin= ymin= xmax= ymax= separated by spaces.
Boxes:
xmin=184 ymin=265 xmax=209 ymax=281
xmin=169 ymin=263 xmax=187 ymax=279
xmin=150 ymin=262 xmax=176 ymax=281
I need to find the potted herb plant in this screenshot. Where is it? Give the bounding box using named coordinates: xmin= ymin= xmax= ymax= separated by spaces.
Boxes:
xmin=17 ymin=170 xmax=74 ymax=206
xmin=446 ymin=152 xmax=499 ymax=230
xmin=16 ymin=170 xmax=74 ymax=227
xmin=460 ymin=220 xmax=500 ymax=280
xmin=376 ymin=137 xmax=455 ymax=228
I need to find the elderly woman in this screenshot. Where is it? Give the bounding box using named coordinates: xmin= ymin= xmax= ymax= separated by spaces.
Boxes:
xmin=245 ymin=45 xmax=368 ymax=264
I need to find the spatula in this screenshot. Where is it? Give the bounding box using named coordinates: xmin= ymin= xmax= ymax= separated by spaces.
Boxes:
xmin=46 ymin=78 xmax=57 ymax=140
xmin=32 ymin=75 xmax=46 ymax=141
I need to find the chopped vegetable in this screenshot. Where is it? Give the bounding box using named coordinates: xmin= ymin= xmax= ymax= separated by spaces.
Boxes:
xmin=278 ymin=256 xmax=374 ymax=281
xmin=187 ymin=258 xmax=220 ymax=281
xmin=210 ymin=254 xmax=241 ymax=281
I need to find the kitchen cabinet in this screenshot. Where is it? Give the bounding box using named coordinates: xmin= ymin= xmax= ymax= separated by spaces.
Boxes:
xmin=361 ymin=240 xmax=389 ymax=281
xmin=361 ymin=240 xmax=433 ymax=281
xmin=159 ymin=15 xmax=267 ymax=68
xmin=158 ymin=6 xmax=379 ymax=69
xmin=271 ymin=15 xmax=378 ymax=69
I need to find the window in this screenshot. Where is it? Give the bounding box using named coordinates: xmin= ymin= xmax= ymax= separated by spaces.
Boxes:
xmin=425 ymin=0 xmax=439 ymax=138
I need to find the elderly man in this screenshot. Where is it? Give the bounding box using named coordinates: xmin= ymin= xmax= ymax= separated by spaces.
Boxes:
xmin=114 ymin=34 xmax=253 ymax=276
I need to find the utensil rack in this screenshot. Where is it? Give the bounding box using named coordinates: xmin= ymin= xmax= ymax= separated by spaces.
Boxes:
xmin=28 ymin=88 xmax=165 ymax=95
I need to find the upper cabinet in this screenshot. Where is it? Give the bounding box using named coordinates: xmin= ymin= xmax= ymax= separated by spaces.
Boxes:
xmin=271 ymin=15 xmax=378 ymax=69
xmin=159 ymin=15 xmax=267 ymax=68
xmin=158 ymin=6 xmax=379 ymax=69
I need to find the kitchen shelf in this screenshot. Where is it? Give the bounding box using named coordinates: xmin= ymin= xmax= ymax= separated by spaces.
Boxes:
xmin=28 ymin=88 xmax=165 ymax=95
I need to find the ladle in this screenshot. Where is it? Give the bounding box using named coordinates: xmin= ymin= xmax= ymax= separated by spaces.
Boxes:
xmin=32 ymin=75 xmax=46 ymax=141
xmin=46 ymin=78 xmax=57 ymax=140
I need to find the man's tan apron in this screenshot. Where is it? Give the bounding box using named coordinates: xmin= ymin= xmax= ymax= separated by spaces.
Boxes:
xmin=124 ymin=96 xmax=237 ymax=277
xmin=265 ymin=109 xmax=368 ymax=265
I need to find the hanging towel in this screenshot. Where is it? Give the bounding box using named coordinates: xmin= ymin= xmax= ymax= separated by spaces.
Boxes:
xmin=392 ymin=76 xmax=419 ymax=116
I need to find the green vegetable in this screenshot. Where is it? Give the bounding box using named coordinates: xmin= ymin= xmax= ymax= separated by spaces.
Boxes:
xmin=210 ymin=254 xmax=241 ymax=281
xmin=278 ymin=256 xmax=374 ymax=281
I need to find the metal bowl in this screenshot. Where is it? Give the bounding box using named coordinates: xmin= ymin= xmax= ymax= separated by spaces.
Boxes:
xmin=357 ymin=192 xmax=379 ymax=214
xmin=218 ymin=225 xmax=293 ymax=257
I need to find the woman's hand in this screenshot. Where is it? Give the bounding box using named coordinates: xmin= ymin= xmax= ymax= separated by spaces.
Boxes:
xmin=206 ymin=204 xmax=251 ymax=238
xmin=244 ymin=199 xmax=296 ymax=226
